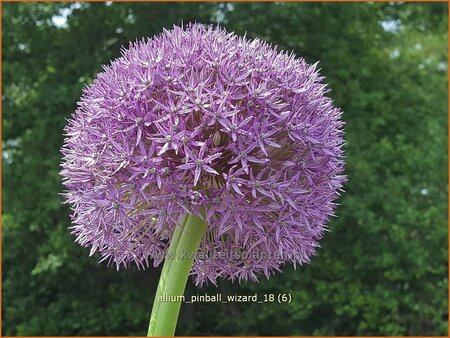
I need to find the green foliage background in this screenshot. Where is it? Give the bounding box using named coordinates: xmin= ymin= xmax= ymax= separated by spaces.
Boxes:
xmin=2 ymin=2 xmax=448 ymax=336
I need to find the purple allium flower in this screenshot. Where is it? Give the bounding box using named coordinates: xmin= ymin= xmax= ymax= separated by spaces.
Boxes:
xmin=61 ymin=24 xmax=346 ymax=286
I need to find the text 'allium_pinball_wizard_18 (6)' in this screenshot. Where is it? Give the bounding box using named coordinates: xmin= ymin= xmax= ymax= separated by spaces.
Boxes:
xmin=60 ymin=23 xmax=346 ymax=286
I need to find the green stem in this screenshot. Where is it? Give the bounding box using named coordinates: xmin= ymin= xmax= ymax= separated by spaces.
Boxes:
xmin=147 ymin=214 xmax=187 ymax=334
xmin=147 ymin=212 xmax=206 ymax=336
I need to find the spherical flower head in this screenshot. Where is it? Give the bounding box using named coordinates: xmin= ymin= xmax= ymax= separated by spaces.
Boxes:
xmin=60 ymin=23 xmax=346 ymax=286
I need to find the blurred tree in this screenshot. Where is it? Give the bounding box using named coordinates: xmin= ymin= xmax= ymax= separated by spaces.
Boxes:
xmin=2 ymin=2 xmax=447 ymax=336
